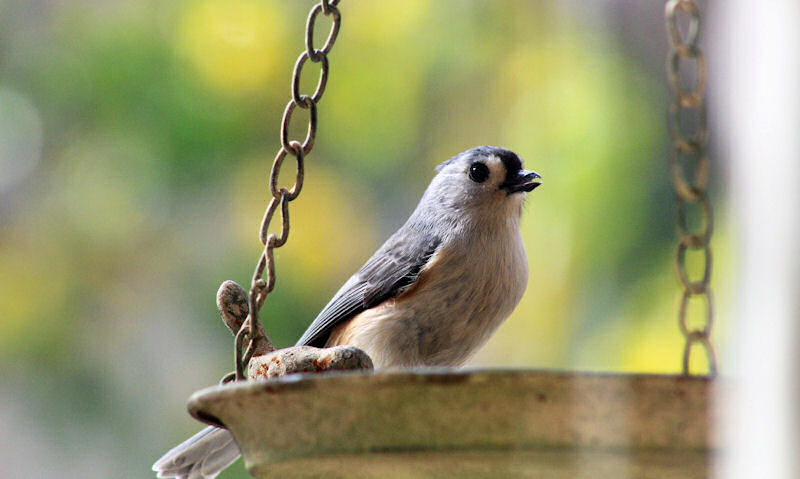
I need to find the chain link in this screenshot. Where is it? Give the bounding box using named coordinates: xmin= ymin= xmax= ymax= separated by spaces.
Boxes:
xmin=665 ymin=0 xmax=716 ymax=376
xmin=281 ymin=97 xmax=318 ymax=155
xmin=232 ymin=1 xmax=343 ymax=380
xmin=306 ymin=2 xmax=341 ymax=61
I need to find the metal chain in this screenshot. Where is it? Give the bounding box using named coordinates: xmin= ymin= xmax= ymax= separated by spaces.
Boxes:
xmin=232 ymin=0 xmax=342 ymax=381
xmin=665 ymin=0 xmax=716 ymax=376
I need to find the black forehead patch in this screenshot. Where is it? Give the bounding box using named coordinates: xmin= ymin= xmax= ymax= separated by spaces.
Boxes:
xmin=495 ymin=149 xmax=522 ymax=177
xmin=436 ymin=146 xmax=522 ymax=175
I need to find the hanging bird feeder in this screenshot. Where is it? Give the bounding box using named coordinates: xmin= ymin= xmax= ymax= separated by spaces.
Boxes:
xmin=176 ymin=0 xmax=718 ymax=477
xmin=189 ymin=371 xmax=713 ymax=479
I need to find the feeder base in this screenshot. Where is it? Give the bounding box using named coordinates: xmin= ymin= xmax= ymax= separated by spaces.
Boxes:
xmin=188 ymin=369 xmax=715 ymax=479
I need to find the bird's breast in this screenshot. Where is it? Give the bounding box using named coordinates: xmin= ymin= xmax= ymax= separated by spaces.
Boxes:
xmin=330 ymin=224 xmax=528 ymax=368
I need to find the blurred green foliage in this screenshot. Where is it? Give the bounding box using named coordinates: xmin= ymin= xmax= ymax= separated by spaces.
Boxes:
xmin=0 ymin=1 xmax=730 ymax=478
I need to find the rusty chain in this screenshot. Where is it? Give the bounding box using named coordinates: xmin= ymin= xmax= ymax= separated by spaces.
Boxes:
xmin=665 ymin=0 xmax=716 ymax=376
xmin=229 ymin=0 xmax=342 ymax=381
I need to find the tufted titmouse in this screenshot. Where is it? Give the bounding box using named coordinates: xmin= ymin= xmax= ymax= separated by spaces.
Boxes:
xmin=153 ymin=146 xmax=541 ymax=479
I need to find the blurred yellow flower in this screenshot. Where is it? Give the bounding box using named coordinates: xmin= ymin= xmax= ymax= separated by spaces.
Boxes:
xmin=176 ymin=0 xmax=286 ymax=95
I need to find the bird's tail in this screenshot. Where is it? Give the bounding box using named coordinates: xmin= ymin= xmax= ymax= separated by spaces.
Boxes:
xmin=152 ymin=426 xmax=240 ymax=479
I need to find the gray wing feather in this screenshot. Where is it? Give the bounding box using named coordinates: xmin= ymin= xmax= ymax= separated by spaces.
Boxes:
xmin=153 ymin=426 xmax=239 ymax=479
xmin=295 ymin=225 xmax=440 ymax=347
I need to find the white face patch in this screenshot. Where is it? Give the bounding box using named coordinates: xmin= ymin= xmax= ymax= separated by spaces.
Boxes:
xmin=482 ymin=155 xmax=508 ymax=188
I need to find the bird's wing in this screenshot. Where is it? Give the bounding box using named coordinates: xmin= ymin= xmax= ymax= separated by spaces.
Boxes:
xmin=295 ymin=226 xmax=441 ymax=347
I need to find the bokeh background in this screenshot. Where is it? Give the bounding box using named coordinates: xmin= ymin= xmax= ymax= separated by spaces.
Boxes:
xmin=0 ymin=1 xmax=730 ymax=478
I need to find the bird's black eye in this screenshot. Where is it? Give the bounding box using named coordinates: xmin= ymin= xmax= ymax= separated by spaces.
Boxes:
xmin=468 ymin=162 xmax=490 ymax=183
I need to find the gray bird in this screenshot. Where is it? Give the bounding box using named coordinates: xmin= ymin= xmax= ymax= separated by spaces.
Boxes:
xmin=153 ymin=146 xmax=541 ymax=479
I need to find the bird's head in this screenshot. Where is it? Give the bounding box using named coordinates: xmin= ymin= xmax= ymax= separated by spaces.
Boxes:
xmin=425 ymin=146 xmax=541 ymax=222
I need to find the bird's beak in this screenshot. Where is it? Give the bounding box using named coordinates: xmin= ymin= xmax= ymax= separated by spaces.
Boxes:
xmin=501 ymin=170 xmax=542 ymax=194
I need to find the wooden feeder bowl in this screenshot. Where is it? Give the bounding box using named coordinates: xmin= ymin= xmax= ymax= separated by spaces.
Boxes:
xmin=188 ymin=369 xmax=714 ymax=479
